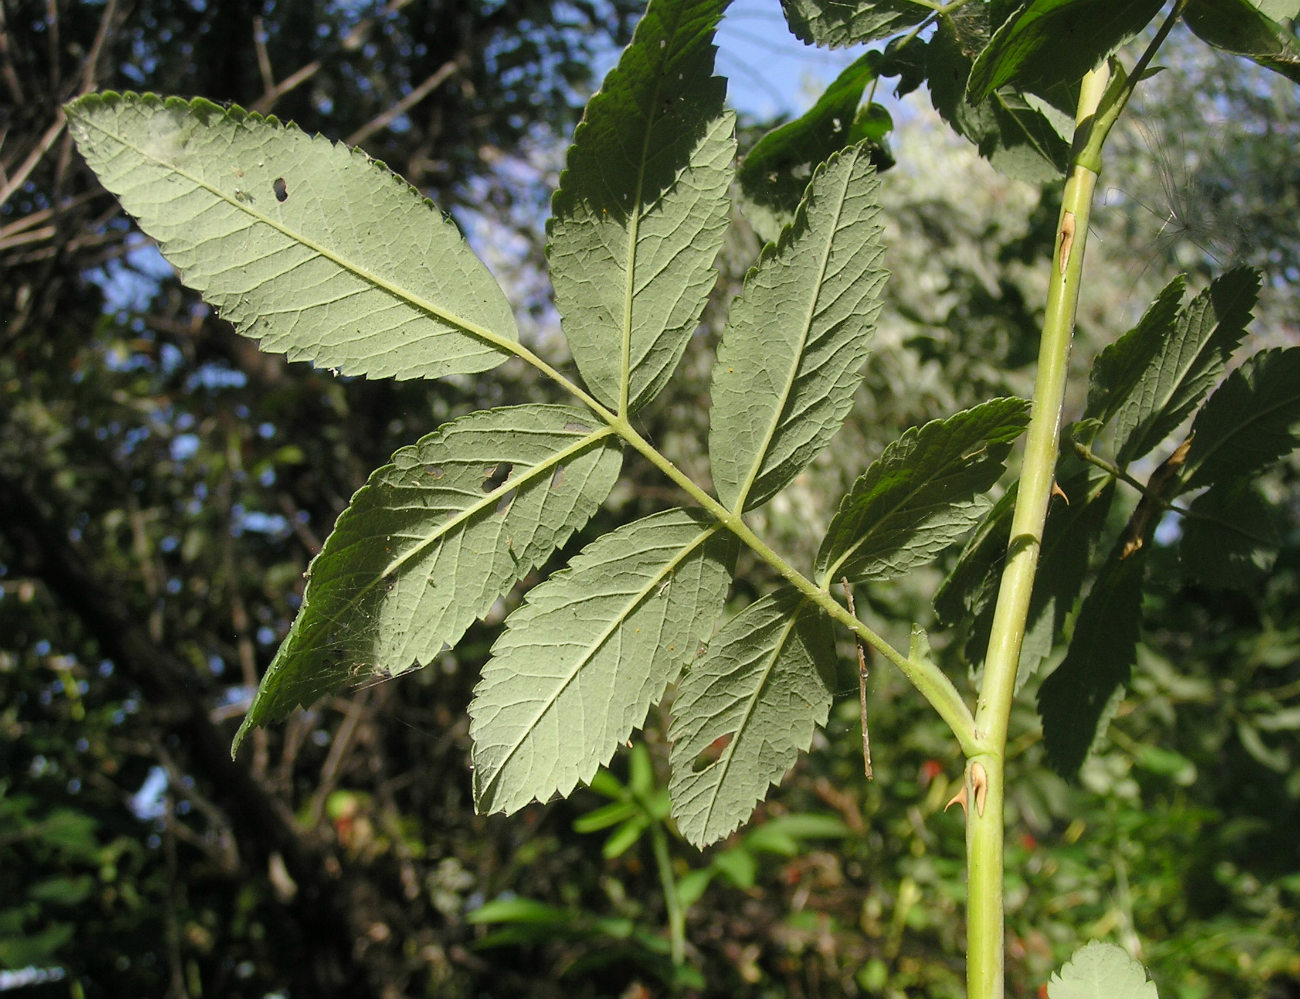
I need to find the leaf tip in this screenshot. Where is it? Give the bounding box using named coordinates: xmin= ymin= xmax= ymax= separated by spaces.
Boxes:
xmin=231 ymin=715 xmax=254 ymax=760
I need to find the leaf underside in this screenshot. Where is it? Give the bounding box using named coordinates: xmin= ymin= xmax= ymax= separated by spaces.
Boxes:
xmin=1184 ymin=0 xmax=1300 ymax=86
xmin=233 ymin=405 xmax=621 ymax=752
xmin=1181 ymin=482 xmax=1281 ymax=588
xmin=711 ymin=142 xmax=888 ymax=512
xmin=65 ymin=92 xmax=518 ymax=380
xmin=470 ymin=508 xmax=737 ymax=814
xmin=1047 ymin=941 xmax=1160 ymax=999
xmin=935 ymin=460 xmax=1116 ymax=684
xmin=669 ymin=588 xmax=836 ymax=847
xmin=1084 ymin=274 xmax=1187 ymax=429
xmin=548 ymin=0 xmax=735 ymax=414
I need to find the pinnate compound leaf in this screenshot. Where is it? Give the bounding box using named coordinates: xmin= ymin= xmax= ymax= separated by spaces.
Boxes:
xmin=1048 ymin=941 xmax=1159 ymax=999
xmin=669 ymin=588 xmax=836 ymax=847
xmin=779 ymin=0 xmax=930 ymax=47
xmin=1182 ymin=346 xmax=1300 ymax=490
xmin=1113 ymin=268 xmax=1258 ymax=466
xmin=817 ymin=398 xmax=1030 ymax=585
xmin=1038 ymin=544 xmax=1147 ymax=777
xmin=1185 ymin=0 xmax=1300 ymax=86
xmin=470 ymin=509 xmax=737 ymax=815
xmin=711 ymin=143 xmax=887 ymax=511
xmin=233 ymin=406 xmax=620 ymax=753
xmin=967 ymin=0 xmax=1165 ymax=103
xmin=66 ymin=93 xmax=517 ymax=380
xmin=548 ymin=0 xmax=735 ymax=414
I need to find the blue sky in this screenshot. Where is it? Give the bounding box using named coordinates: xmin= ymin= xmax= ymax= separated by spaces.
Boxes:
xmin=713 ymin=0 xmax=866 ymax=119
xmin=588 ymin=0 xmax=868 ymax=121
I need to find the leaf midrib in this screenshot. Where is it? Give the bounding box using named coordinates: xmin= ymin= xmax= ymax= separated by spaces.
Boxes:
xmin=294 ymin=425 xmax=617 ymax=662
xmin=697 ymin=601 xmax=805 ymax=837
xmin=733 ymin=149 xmax=858 ymax=513
xmin=620 ymin=8 xmax=691 ymax=416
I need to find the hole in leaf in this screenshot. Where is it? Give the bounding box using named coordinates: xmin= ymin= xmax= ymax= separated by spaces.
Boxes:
xmin=691 ymin=733 xmax=733 ymax=773
xmin=482 ymin=461 xmax=512 ymax=492
xmin=551 ymin=464 xmax=565 ymax=489
xmin=424 ymin=465 xmax=444 ymax=478
xmin=273 ymin=177 xmax=288 ymax=202
xmin=495 ymin=489 xmax=516 ymax=516
xmin=563 ymin=421 xmax=591 ymax=433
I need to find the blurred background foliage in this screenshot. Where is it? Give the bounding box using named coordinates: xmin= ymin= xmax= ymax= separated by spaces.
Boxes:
xmin=2 ymin=2 xmax=1297 ymax=997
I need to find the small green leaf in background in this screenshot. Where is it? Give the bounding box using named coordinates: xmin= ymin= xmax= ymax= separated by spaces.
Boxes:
xmin=711 ymin=142 xmax=887 ymax=512
xmin=669 ymin=588 xmax=836 ymax=847
xmin=28 ymin=874 xmax=95 ymax=906
xmin=1135 ymin=744 xmax=1197 ymax=786
xmin=778 ymin=0 xmax=931 ymax=48
xmin=1182 ymin=345 xmax=1300 ymax=489
xmin=234 ymin=405 xmax=620 ymax=752
xmin=1184 ymin=0 xmax=1300 ymax=86
xmin=572 ymin=744 xmax=672 ymax=858
xmin=573 ymin=798 xmax=641 ymax=834
xmin=1038 ymin=544 xmax=1148 ymax=777
xmin=471 ymin=509 xmax=736 ymax=815
xmin=738 ymin=52 xmax=888 ymax=243
xmin=548 ymin=0 xmax=735 ymax=414
xmin=967 ymin=0 xmax=1165 ymax=103
xmin=741 ymin=812 xmax=851 ymax=855
xmin=468 ymin=897 xmax=572 ymax=927
xmin=0 ymin=921 xmax=77 ymax=970
xmin=709 ymin=846 xmax=757 ymax=888
xmin=30 ymin=808 xmax=101 ymax=855
xmin=927 ymin=16 xmax=1070 ymax=184
xmin=1047 ymin=940 xmax=1160 ymax=999
xmin=65 ymin=93 xmax=518 ymax=380
xmin=466 ymin=898 xmax=587 ymax=948
xmin=1111 ymin=268 xmax=1258 ymax=467
xmin=817 ymin=398 xmax=1030 ymax=585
